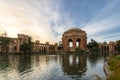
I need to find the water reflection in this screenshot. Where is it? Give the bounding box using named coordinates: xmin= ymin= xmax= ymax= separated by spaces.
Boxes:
xmin=0 ymin=55 xmax=9 ymax=71
xmin=0 ymin=54 xmax=106 ymax=80
xmin=88 ymin=54 xmax=100 ymax=67
xmin=18 ymin=54 xmax=31 ymax=73
xmin=62 ymin=54 xmax=87 ymax=77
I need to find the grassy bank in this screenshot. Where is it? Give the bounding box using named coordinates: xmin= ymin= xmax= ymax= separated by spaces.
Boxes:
xmin=107 ymin=55 xmax=120 ymax=80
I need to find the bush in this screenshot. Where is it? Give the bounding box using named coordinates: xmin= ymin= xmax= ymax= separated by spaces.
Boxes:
xmin=87 ymin=39 xmax=99 ymax=52
xmin=115 ymin=55 xmax=120 ymax=60
xmin=108 ymin=58 xmax=119 ymax=70
xmin=107 ymin=56 xmax=120 ymax=80
xmin=75 ymin=48 xmax=85 ymax=54
xmin=116 ymin=40 xmax=120 ymax=52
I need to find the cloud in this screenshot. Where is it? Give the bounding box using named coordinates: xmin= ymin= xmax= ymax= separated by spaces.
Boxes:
xmin=0 ymin=0 xmax=120 ymax=43
xmin=98 ymin=32 xmax=120 ymax=42
xmin=82 ymin=0 xmax=120 ymax=42
xmin=0 ymin=0 xmax=65 ymax=43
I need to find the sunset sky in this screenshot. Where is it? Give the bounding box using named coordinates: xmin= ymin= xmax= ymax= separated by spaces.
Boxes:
xmin=0 ymin=0 xmax=120 ymax=43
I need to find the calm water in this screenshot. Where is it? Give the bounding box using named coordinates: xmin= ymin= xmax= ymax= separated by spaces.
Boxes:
xmin=0 ymin=54 xmax=106 ymax=80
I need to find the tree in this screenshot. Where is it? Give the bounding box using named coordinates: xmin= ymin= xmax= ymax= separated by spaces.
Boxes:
xmin=20 ymin=42 xmax=28 ymax=53
xmin=87 ymin=39 xmax=99 ymax=52
xmin=116 ymin=40 xmax=120 ymax=52
xmin=20 ymin=36 xmax=33 ymax=53
xmin=27 ymin=37 xmax=33 ymax=53
xmin=0 ymin=37 xmax=10 ymax=53
xmin=75 ymin=48 xmax=85 ymax=54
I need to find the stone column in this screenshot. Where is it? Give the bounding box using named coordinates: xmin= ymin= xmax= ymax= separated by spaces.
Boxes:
xmin=55 ymin=43 xmax=58 ymax=52
xmin=80 ymin=38 xmax=84 ymax=50
xmin=45 ymin=42 xmax=49 ymax=53
xmin=109 ymin=42 xmax=114 ymax=57
xmin=82 ymin=37 xmax=87 ymax=50
xmin=73 ymin=38 xmax=76 ymax=51
xmin=62 ymin=37 xmax=68 ymax=52
xmin=83 ymin=37 xmax=86 ymax=50
xmin=17 ymin=39 xmax=20 ymax=53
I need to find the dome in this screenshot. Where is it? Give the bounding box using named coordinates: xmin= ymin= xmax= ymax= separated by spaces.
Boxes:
xmin=65 ymin=27 xmax=84 ymax=33
xmin=62 ymin=27 xmax=87 ymax=37
xmin=69 ymin=27 xmax=80 ymax=30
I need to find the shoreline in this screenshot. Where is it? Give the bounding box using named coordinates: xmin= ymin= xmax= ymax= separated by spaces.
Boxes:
xmin=103 ymin=61 xmax=113 ymax=80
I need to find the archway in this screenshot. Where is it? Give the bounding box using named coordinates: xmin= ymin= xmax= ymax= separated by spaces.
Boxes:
xmin=107 ymin=46 xmax=109 ymax=52
xmin=102 ymin=46 xmax=104 ymax=52
xmin=62 ymin=28 xmax=87 ymax=52
xmin=76 ymin=39 xmax=81 ymax=48
xmin=68 ymin=39 xmax=73 ymax=48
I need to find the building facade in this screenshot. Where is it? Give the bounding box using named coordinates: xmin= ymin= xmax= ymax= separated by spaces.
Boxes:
xmin=62 ymin=27 xmax=87 ymax=52
xmin=32 ymin=41 xmax=58 ymax=53
xmin=0 ymin=36 xmax=19 ymax=53
xmin=0 ymin=34 xmax=58 ymax=53
xmin=99 ymin=41 xmax=117 ymax=53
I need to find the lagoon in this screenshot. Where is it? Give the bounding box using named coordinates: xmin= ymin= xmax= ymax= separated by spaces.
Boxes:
xmin=0 ymin=54 xmax=106 ymax=80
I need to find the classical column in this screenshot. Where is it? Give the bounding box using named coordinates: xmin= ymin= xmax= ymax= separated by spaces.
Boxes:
xmin=54 ymin=43 xmax=58 ymax=52
xmin=45 ymin=42 xmax=49 ymax=53
xmin=62 ymin=37 xmax=68 ymax=52
xmin=72 ymin=38 xmax=76 ymax=52
xmin=80 ymin=38 xmax=84 ymax=50
xmin=17 ymin=39 xmax=20 ymax=53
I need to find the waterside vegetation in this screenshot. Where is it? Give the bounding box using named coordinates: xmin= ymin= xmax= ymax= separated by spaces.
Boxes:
xmin=107 ymin=55 xmax=120 ymax=80
xmin=87 ymin=39 xmax=99 ymax=53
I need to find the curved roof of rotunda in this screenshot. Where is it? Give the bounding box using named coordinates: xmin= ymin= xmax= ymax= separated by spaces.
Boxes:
xmin=68 ymin=27 xmax=81 ymax=30
xmin=65 ymin=27 xmax=85 ymax=33
xmin=62 ymin=27 xmax=87 ymax=37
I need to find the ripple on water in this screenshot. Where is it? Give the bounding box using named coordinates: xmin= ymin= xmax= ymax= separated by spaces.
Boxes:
xmin=0 ymin=54 xmax=106 ymax=80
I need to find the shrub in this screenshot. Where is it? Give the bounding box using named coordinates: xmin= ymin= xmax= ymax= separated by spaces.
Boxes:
xmin=115 ymin=55 xmax=120 ymax=60
xmin=107 ymin=56 xmax=120 ymax=80
xmin=75 ymin=48 xmax=85 ymax=54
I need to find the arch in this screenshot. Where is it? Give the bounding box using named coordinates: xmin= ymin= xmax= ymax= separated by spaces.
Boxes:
xmin=115 ymin=45 xmax=117 ymax=52
xmin=107 ymin=46 xmax=109 ymax=52
xmin=102 ymin=46 xmax=103 ymax=52
xmin=44 ymin=47 xmax=46 ymax=52
xmin=68 ymin=39 xmax=73 ymax=48
xmin=62 ymin=28 xmax=87 ymax=52
xmin=76 ymin=39 xmax=81 ymax=47
xmin=104 ymin=46 xmax=106 ymax=52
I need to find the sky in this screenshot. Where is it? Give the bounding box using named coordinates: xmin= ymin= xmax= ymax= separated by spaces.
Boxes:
xmin=0 ymin=0 xmax=120 ymax=43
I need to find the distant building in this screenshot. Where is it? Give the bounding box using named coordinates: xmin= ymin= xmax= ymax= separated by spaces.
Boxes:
xmin=0 ymin=36 xmax=19 ymax=53
xmin=0 ymin=34 xmax=29 ymax=53
xmin=99 ymin=41 xmax=117 ymax=53
xmin=0 ymin=34 xmax=58 ymax=53
xmin=32 ymin=41 xmax=58 ymax=53
xmin=18 ymin=34 xmax=29 ymax=44
xmin=62 ymin=27 xmax=87 ymax=52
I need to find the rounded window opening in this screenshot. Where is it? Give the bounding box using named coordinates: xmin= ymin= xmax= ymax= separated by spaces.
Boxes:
xmin=68 ymin=39 xmax=73 ymax=48
xmin=76 ymin=39 xmax=81 ymax=48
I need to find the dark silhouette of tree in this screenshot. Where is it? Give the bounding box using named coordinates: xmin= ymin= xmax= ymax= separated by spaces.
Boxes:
xmin=0 ymin=37 xmax=10 ymax=53
xmin=116 ymin=40 xmax=120 ymax=52
xmin=87 ymin=39 xmax=99 ymax=52
xmin=20 ymin=42 xmax=28 ymax=53
xmin=75 ymin=48 xmax=85 ymax=54
xmin=27 ymin=37 xmax=33 ymax=53
xmin=20 ymin=36 xmax=33 ymax=53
